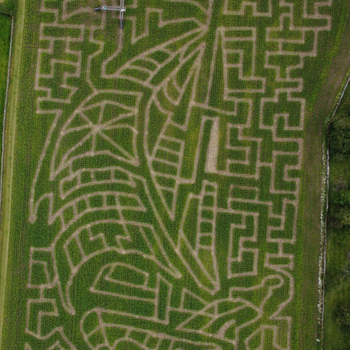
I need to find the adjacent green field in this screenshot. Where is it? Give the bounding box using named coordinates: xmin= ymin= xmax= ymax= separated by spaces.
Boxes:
xmin=1 ymin=1 xmax=350 ymax=349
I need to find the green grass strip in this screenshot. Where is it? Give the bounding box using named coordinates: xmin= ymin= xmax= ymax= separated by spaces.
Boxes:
xmin=0 ymin=0 xmax=26 ymax=346
xmin=0 ymin=13 xmax=12 ymax=192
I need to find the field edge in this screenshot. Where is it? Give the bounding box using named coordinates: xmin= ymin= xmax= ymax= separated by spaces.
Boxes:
xmin=0 ymin=0 xmax=26 ymax=347
xmin=301 ymin=4 xmax=350 ymax=348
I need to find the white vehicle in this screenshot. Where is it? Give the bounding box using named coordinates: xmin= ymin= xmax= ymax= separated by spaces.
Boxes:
xmin=95 ymin=0 xmax=126 ymax=29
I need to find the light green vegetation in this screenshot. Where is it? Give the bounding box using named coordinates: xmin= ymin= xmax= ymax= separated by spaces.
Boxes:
xmin=0 ymin=13 xmax=11 ymax=159
xmin=0 ymin=1 xmax=350 ymax=349
xmin=0 ymin=0 xmax=25 ymax=346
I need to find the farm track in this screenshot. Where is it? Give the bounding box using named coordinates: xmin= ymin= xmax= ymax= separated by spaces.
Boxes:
xmin=0 ymin=17 xmax=14 ymax=212
xmin=0 ymin=0 xmax=26 ymax=346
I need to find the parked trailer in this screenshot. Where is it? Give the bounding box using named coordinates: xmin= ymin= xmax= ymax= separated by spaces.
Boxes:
xmin=94 ymin=1 xmax=125 ymax=29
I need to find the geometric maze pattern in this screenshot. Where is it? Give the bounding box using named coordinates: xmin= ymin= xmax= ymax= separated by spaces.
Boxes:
xmin=26 ymin=0 xmax=333 ymax=349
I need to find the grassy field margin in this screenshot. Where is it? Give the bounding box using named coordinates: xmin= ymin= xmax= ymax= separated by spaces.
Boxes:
xmin=299 ymin=4 xmax=350 ymax=348
xmin=0 ymin=17 xmax=14 ymax=220
xmin=0 ymin=0 xmax=26 ymax=346
xmin=0 ymin=13 xmax=13 ymax=203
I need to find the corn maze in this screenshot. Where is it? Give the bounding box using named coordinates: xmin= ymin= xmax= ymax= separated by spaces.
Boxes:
xmin=8 ymin=0 xmax=336 ymax=349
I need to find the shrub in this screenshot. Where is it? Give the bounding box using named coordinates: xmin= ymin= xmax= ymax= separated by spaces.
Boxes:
xmin=333 ymin=226 xmax=350 ymax=246
xmin=329 ymin=205 xmax=344 ymax=228
xmin=329 ymin=110 xmax=350 ymax=155
xmin=333 ymin=180 xmax=348 ymax=192
xmin=334 ymin=190 xmax=350 ymax=206
xmin=329 ymin=205 xmax=350 ymax=226
xmin=325 ymin=268 xmax=342 ymax=291
xmin=328 ymin=213 xmax=344 ymax=229
xmin=339 ymin=207 xmax=350 ymax=225
xmin=329 ymin=128 xmax=350 ymax=155
xmin=0 ymin=0 xmax=16 ymax=16
xmin=336 ymin=303 xmax=350 ymax=327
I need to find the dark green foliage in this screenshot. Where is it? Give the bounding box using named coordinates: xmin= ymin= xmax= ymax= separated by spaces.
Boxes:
xmin=334 ymin=190 xmax=350 ymax=206
xmin=329 ymin=110 xmax=350 ymax=155
xmin=336 ymin=303 xmax=350 ymax=327
xmin=0 ymin=0 xmax=16 ymax=16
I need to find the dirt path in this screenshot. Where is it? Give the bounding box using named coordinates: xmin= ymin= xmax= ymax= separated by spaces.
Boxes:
xmin=0 ymin=0 xmax=26 ymax=347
